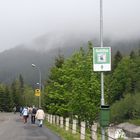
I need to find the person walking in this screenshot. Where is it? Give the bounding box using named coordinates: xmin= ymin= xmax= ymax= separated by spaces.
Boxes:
xmin=13 ymin=106 xmax=16 ymax=114
xmin=19 ymin=106 xmax=23 ymax=116
xmin=35 ymin=107 xmax=45 ymax=127
xmin=31 ymin=106 xmax=37 ymax=124
xmin=22 ymin=107 xmax=29 ymax=123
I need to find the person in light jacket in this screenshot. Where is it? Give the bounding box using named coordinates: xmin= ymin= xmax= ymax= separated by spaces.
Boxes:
xmin=22 ymin=107 xmax=29 ymax=123
xmin=35 ymin=108 xmax=45 ymax=127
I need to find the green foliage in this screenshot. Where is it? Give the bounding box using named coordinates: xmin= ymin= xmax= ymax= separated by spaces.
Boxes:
xmin=45 ymin=121 xmax=91 ymax=140
xmin=45 ymin=46 xmax=140 ymax=124
xmin=108 ymin=51 xmax=140 ymax=122
xmin=130 ymin=50 xmax=136 ymax=59
xmin=23 ymin=85 xmax=37 ymax=106
xmin=129 ymin=119 xmax=140 ymax=126
xmin=0 ymin=84 xmax=6 ymax=111
xmin=0 ymin=42 xmax=139 ymax=127
xmin=45 ymin=44 xmax=101 ymax=125
xmin=0 ymin=74 xmax=36 ymax=112
xmin=108 ymin=55 xmax=139 ymax=103
xmin=112 ymin=50 xmax=122 ymax=71
xmin=111 ymin=92 xmax=140 ymax=123
xmin=111 ymin=94 xmax=134 ymax=123
xmin=4 ymin=86 xmax=14 ymax=112
xmin=0 ymin=84 xmax=14 ymax=112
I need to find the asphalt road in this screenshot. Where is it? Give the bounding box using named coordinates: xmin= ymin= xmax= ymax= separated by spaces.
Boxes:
xmin=0 ymin=113 xmax=62 ymax=140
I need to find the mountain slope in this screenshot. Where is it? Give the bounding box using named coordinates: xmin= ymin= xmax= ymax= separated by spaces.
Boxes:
xmin=0 ymin=33 xmax=139 ymax=86
xmin=0 ymin=47 xmax=55 ymax=85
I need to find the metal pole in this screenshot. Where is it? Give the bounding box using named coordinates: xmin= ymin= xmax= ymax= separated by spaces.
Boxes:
xmin=100 ymin=0 xmax=105 ymax=140
xmin=38 ymin=68 xmax=41 ymax=108
xmin=32 ymin=64 xmax=42 ymax=108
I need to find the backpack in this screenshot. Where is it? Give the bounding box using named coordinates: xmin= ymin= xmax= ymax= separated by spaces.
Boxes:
xmin=32 ymin=108 xmax=36 ymax=114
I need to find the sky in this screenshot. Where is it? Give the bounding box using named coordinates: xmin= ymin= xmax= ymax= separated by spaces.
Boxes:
xmin=0 ymin=0 xmax=140 ymax=52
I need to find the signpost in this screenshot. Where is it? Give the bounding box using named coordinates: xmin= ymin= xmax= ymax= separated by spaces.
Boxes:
xmin=93 ymin=47 xmax=111 ymax=71
xmin=35 ymin=89 xmax=41 ymax=96
xmin=93 ymin=47 xmax=111 ymax=140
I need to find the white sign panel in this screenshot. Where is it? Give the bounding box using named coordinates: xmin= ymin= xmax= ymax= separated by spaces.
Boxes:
xmin=93 ymin=47 xmax=111 ymax=71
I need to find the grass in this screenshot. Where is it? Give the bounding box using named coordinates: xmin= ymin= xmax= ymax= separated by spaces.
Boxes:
xmin=44 ymin=121 xmax=111 ymax=140
xmin=44 ymin=121 xmax=91 ymax=140
xmin=128 ymin=119 xmax=140 ymax=126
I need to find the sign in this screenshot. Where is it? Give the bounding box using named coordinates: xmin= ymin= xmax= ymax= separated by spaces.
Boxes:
xmin=93 ymin=47 xmax=111 ymax=71
xmin=35 ymin=89 xmax=41 ymax=96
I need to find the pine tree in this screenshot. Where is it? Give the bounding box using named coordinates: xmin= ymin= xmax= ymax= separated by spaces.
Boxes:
xmin=112 ymin=50 xmax=122 ymax=70
xmin=130 ymin=50 xmax=136 ymax=59
xmin=0 ymin=84 xmax=5 ymax=111
xmin=4 ymin=86 xmax=14 ymax=112
xmin=19 ymin=74 xmax=24 ymax=105
xmin=11 ymin=80 xmax=20 ymax=109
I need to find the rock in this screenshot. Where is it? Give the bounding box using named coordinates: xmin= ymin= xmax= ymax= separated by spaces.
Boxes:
xmin=117 ymin=123 xmax=140 ymax=138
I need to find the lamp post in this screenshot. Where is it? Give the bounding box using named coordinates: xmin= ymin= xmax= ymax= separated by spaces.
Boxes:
xmin=37 ymin=82 xmax=45 ymax=107
xmin=32 ymin=64 xmax=41 ymax=108
xmin=100 ymin=0 xmax=105 ymax=140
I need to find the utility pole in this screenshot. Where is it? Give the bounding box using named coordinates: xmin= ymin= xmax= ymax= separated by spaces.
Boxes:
xmin=100 ymin=0 xmax=105 ymax=140
xmin=32 ymin=64 xmax=42 ymax=108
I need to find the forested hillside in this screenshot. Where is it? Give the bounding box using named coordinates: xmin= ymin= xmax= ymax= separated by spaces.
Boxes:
xmin=0 ymin=36 xmax=139 ymax=86
xmin=0 ymin=40 xmax=139 ymax=124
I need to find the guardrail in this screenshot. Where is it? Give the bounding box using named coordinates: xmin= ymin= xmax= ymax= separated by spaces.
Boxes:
xmin=45 ymin=114 xmax=126 ymax=140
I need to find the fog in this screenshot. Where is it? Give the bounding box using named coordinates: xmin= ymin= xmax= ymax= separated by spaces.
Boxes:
xmin=0 ymin=0 xmax=140 ymax=52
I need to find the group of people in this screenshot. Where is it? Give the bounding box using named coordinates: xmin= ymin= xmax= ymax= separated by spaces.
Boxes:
xmin=20 ymin=106 xmax=45 ymax=127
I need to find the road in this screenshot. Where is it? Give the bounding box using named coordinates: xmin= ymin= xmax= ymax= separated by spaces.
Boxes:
xmin=0 ymin=113 xmax=62 ymax=140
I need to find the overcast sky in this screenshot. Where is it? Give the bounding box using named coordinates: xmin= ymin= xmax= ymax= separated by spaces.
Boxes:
xmin=0 ymin=0 xmax=140 ymax=52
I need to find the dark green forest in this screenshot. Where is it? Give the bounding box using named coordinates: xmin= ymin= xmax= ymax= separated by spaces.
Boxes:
xmin=0 ymin=42 xmax=140 ymax=125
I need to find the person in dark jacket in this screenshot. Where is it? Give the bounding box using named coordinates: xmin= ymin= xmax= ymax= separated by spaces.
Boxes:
xmin=31 ymin=106 xmax=37 ymax=124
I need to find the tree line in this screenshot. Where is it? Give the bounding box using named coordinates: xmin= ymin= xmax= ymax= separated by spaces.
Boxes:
xmin=0 ymin=42 xmax=139 ymax=124
xmin=0 ymin=74 xmax=37 ymax=112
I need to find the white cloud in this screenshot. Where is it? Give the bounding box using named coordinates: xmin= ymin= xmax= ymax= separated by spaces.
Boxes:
xmin=0 ymin=0 xmax=139 ymax=52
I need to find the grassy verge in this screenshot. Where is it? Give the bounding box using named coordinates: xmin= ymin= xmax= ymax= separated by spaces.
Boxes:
xmin=44 ymin=121 xmax=91 ymax=140
xmin=128 ymin=119 xmax=140 ymax=126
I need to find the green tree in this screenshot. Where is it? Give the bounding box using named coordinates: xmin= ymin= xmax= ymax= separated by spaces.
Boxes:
xmin=4 ymin=86 xmax=14 ymax=112
xmin=19 ymin=74 xmax=25 ymax=105
xmin=111 ymin=94 xmax=135 ymax=123
xmin=109 ymin=57 xmax=133 ymax=103
xmin=23 ymin=85 xmax=36 ymax=106
xmin=54 ymin=54 xmax=65 ymax=68
xmin=112 ymin=50 xmax=122 ymax=71
xmin=130 ymin=50 xmax=136 ymax=59
xmin=45 ymin=43 xmax=100 ymax=125
xmin=11 ymin=80 xmax=21 ymax=109
xmin=0 ymin=84 xmax=5 ymax=111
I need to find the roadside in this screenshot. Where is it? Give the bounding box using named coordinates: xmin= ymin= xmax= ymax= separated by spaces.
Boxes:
xmin=0 ymin=112 xmax=62 ymax=140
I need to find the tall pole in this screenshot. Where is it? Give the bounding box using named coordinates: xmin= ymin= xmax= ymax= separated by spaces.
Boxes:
xmin=100 ymin=0 xmax=104 ymax=106
xmin=100 ymin=0 xmax=105 ymax=140
xmin=32 ymin=64 xmax=42 ymax=108
xmin=38 ymin=68 xmax=41 ymax=108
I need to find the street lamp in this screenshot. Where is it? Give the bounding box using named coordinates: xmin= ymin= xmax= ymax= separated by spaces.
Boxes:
xmin=32 ymin=63 xmax=41 ymax=108
xmin=100 ymin=1 xmax=105 ymax=140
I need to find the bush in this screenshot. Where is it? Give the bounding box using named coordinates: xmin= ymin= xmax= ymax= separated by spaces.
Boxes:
xmin=110 ymin=93 xmax=140 ymax=123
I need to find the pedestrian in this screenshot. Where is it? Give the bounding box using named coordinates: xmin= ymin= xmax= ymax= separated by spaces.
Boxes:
xmin=19 ymin=106 xmax=23 ymax=116
xmin=28 ymin=106 xmax=32 ymax=115
xmin=35 ymin=107 xmax=45 ymax=127
xmin=13 ymin=106 xmax=16 ymax=114
xmin=22 ymin=107 xmax=29 ymax=123
xmin=31 ymin=105 xmax=37 ymax=124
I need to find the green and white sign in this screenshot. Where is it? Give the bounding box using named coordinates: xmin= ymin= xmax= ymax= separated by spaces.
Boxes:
xmin=93 ymin=47 xmax=111 ymax=71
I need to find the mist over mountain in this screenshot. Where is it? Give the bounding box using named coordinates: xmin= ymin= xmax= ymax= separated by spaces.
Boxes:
xmin=0 ymin=32 xmax=139 ymax=86
xmin=25 ymin=32 xmax=140 ymax=54
xmin=0 ymin=47 xmax=52 ymax=86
